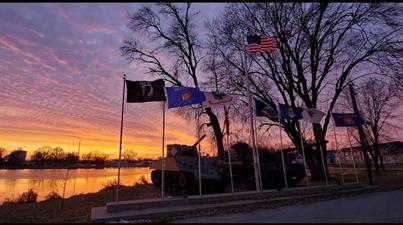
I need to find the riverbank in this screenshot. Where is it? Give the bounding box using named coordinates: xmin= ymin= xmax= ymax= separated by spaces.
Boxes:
xmin=0 ymin=183 xmax=165 ymax=223
xmin=0 ymin=165 xmax=150 ymax=170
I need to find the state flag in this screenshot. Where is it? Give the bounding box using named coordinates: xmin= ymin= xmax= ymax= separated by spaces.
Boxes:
xmin=165 ymin=86 xmax=206 ymax=108
xmin=332 ymin=113 xmax=365 ymax=127
xmin=278 ymin=103 xmax=303 ymax=121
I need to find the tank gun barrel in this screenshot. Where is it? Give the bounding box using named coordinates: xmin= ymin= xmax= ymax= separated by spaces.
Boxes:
xmin=190 ymin=134 xmax=206 ymax=150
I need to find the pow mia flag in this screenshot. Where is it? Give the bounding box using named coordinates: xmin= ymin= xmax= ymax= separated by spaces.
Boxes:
xmin=126 ymin=79 xmax=166 ymax=103
xmin=255 ymin=99 xmax=278 ymax=121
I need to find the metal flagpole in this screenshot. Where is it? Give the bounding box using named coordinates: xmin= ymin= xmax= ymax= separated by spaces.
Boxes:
xmin=116 ymin=74 xmax=126 ymax=202
xmin=60 ymin=168 xmax=69 ymax=210
xmin=253 ymin=115 xmax=263 ymax=190
xmin=297 ymin=121 xmax=310 ymax=186
xmin=197 ymin=107 xmax=202 ymax=196
xmin=225 ymin=106 xmax=234 ymax=193
xmin=332 ymin=118 xmax=344 ymax=184
xmin=242 ymin=36 xmax=261 ymax=191
xmin=161 ymin=101 xmax=166 ymax=198
xmin=277 ymin=108 xmax=288 ymax=189
xmin=318 ymin=141 xmax=329 ymax=185
xmin=346 ymin=127 xmax=359 ymax=183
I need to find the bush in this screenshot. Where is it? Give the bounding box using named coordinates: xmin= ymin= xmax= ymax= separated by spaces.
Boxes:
xmin=17 ymin=188 xmax=38 ymax=203
xmin=44 ymin=191 xmax=62 ymax=201
xmin=2 ymin=197 xmax=17 ymax=206
xmin=139 ymin=176 xmax=149 ymax=185
xmin=2 ymin=189 xmax=38 ymax=205
xmin=134 ymin=176 xmax=150 ymax=186
xmin=101 ymin=179 xmax=120 ymax=191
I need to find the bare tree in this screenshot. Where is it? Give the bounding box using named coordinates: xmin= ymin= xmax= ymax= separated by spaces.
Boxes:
xmin=122 ymin=149 xmax=138 ymax=161
xmin=341 ymin=78 xmax=401 ymax=173
xmin=0 ymin=147 xmax=6 ymax=158
xmin=206 ymin=3 xmax=403 ymax=179
xmin=121 ymin=3 xmax=226 ymax=157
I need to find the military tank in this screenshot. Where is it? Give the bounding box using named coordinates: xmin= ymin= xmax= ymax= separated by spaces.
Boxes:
xmin=149 ymin=135 xmax=227 ymax=195
xmin=220 ymin=142 xmax=307 ymax=190
xmin=150 ymin=137 xmax=306 ymax=195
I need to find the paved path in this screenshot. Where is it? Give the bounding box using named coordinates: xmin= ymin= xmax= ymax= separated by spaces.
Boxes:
xmin=174 ymin=188 xmax=403 ymax=223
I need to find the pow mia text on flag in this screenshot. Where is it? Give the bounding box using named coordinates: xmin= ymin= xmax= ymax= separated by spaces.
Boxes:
xmin=126 ymin=79 xmax=166 ymax=103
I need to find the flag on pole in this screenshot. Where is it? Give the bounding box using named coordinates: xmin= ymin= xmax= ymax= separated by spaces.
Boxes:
xmin=202 ymin=92 xmax=237 ymax=108
xmin=165 ymin=86 xmax=206 ymax=108
xmin=126 ymin=79 xmax=166 ymax=103
xmin=301 ymin=107 xmax=325 ymax=124
xmin=255 ymin=99 xmax=278 ymax=120
xmin=278 ymin=103 xmax=303 ymax=121
xmin=332 ymin=113 xmax=365 ymax=127
xmin=224 ymin=106 xmax=230 ymax=135
xmin=246 ymin=35 xmax=277 ymax=53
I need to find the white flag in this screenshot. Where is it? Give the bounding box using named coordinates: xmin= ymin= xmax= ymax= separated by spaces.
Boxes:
xmin=302 ymin=107 xmax=325 ymax=123
xmin=202 ymin=92 xmax=237 ymax=108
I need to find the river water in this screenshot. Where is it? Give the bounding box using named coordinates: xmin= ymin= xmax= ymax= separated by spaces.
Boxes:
xmin=0 ymin=167 xmax=152 ymax=204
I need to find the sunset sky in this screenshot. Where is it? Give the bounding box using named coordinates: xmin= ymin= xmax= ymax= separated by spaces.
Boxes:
xmin=0 ymin=3 xmax=227 ymax=159
xmin=1 ymin=3 xmax=402 ymax=159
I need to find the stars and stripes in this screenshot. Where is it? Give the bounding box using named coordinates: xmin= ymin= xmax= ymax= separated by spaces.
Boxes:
xmin=246 ymin=35 xmax=277 ymax=53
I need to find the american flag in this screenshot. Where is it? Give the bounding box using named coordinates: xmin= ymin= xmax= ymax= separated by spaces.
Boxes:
xmin=246 ymin=35 xmax=277 ymax=53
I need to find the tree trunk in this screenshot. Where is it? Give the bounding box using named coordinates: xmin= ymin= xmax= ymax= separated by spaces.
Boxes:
xmin=284 ymin=122 xmax=327 ymax=180
xmin=369 ymin=148 xmax=381 ymax=175
xmin=372 ymin=136 xmax=381 ymax=175
xmin=311 ymin=123 xmax=330 ymax=180
xmin=348 ymin=84 xmax=373 ymax=185
xmin=372 ymin=127 xmax=385 ymax=171
xmin=204 ymin=107 xmax=225 ymax=158
xmin=379 ymin=151 xmax=385 ymax=171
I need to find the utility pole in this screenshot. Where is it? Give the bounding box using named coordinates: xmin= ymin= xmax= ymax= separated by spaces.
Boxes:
xmin=348 ymin=83 xmax=373 ymax=185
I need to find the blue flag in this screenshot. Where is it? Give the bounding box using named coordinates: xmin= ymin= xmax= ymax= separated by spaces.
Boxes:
xmin=278 ymin=103 xmax=303 ymax=121
xmin=165 ymin=86 xmax=206 ymax=108
xmin=332 ymin=113 xmax=364 ymax=127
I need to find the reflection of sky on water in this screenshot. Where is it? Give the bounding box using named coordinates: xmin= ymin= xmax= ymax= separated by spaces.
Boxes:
xmin=0 ymin=168 xmax=151 ymax=203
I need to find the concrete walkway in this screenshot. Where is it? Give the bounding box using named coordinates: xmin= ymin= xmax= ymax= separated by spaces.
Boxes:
xmin=174 ymin=188 xmax=403 ymax=223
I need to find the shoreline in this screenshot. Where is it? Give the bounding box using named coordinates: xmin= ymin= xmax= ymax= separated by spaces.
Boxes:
xmin=0 ymin=183 xmax=163 ymax=223
xmin=0 ymin=165 xmax=150 ymax=170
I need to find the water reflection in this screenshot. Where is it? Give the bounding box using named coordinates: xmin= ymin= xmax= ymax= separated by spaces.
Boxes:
xmin=0 ymin=168 xmax=152 ymax=203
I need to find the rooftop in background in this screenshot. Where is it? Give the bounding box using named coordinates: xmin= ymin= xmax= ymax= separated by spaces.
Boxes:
xmin=327 ymin=141 xmax=403 ymax=155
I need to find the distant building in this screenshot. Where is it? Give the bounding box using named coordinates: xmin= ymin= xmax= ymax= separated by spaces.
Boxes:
xmin=381 ymin=141 xmax=403 ymax=164
xmin=327 ymin=141 xmax=403 ymax=165
xmin=326 ymin=150 xmax=337 ymax=165
xmin=326 ymin=148 xmax=365 ymax=166
xmin=4 ymin=150 xmax=27 ymax=166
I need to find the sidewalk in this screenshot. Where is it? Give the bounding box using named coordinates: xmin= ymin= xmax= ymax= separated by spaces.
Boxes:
xmin=174 ymin=188 xmax=403 ymax=223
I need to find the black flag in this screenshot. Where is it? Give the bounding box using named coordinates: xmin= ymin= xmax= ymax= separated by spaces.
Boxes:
xmin=126 ymin=79 xmax=166 ymax=103
xmin=255 ymin=99 xmax=278 ymax=120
